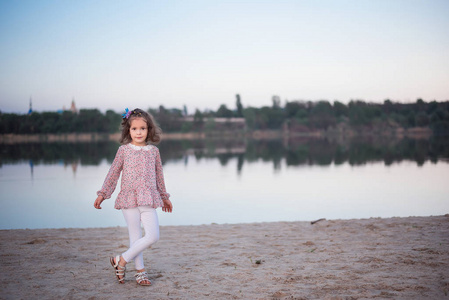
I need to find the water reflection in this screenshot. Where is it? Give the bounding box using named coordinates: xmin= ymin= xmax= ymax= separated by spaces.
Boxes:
xmin=1 ymin=137 xmax=448 ymax=172
xmin=1 ymin=137 xmax=448 ymax=229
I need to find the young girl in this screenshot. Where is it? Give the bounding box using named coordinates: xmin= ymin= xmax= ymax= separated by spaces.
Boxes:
xmin=94 ymin=108 xmax=173 ymax=286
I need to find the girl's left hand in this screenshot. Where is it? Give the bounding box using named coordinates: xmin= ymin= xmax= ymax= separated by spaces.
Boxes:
xmin=162 ymin=199 xmax=173 ymax=213
xmin=94 ymin=195 xmax=104 ymax=209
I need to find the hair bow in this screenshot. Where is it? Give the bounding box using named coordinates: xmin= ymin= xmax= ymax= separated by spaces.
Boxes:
xmin=122 ymin=108 xmax=132 ymax=119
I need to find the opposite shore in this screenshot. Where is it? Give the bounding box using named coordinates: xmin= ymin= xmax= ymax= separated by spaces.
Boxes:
xmin=0 ymin=126 xmax=434 ymax=144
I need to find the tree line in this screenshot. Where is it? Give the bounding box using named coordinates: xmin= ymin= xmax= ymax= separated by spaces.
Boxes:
xmin=1 ymin=96 xmax=449 ymax=135
xmin=0 ymin=109 xmax=121 ymax=134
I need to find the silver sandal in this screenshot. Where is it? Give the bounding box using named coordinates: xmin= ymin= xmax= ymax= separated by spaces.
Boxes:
xmin=135 ymin=271 xmax=151 ymax=286
xmin=110 ymin=255 xmax=126 ymax=284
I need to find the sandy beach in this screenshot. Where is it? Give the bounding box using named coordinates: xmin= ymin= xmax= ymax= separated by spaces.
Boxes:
xmin=1 ymin=215 xmax=448 ymax=299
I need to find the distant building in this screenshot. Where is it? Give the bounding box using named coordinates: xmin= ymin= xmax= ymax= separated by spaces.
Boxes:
xmin=61 ymin=99 xmax=78 ymax=114
xmin=28 ymin=97 xmax=33 ymax=114
xmin=70 ymin=99 xmax=78 ymax=114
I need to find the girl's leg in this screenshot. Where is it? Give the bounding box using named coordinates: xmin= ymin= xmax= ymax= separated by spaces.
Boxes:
xmin=110 ymin=206 xmax=141 ymax=282
xmin=122 ymin=206 xmax=159 ymax=270
xmin=121 ymin=207 xmax=144 ymax=268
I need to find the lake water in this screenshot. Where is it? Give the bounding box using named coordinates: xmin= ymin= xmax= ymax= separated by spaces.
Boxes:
xmin=0 ymin=137 xmax=448 ymax=229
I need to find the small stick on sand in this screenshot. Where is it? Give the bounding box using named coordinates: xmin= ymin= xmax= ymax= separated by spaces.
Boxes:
xmin=311 ymin=218 xmax=326 ymax=225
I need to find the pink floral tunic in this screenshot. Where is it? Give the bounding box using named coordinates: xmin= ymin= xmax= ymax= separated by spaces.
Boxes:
xmin=97 ymin=143 xmax=170 ymax=210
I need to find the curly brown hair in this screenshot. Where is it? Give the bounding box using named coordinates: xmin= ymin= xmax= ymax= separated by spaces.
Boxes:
xmin=120 ymin=108 xmax=162 ymax=145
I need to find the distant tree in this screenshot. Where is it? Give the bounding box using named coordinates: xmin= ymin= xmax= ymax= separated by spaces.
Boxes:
xmin=309 ymin=101 xmax=336 ymax=128
xmin=260 ymin=106 xmax=284 ymax=129
xmin=159 ymin=105 xmax=167 ymax=114
xmin=415 ymin=111 xmax=430 ymax=127
xmin=433 ymin=108 xmax=449 ymax=122
xmin=0 ymin=113 xmax=19 ymax=133
xmin=76 ymin=109 xmax=105 ymax=132
xmin=272 ymin=95 xmax=281 ymax=109
xmin=311 ymin=101 xmax=333 ymax=115
xmin=105 ymin=110 xmax=121 ymax=133
xmin=416 ymin=98 xmax=425 ymax=111
xmin=348 ymin=101 xmax=369 ymax=126
xmin=406 ymin=111 xmax=416 ymax=127
xmin=383 ymin=99 xmax=393 ymax=114
xmin=333 ymin=101 xmax=348 ymax=118
xmin=427 ymin=101 xmax=438 ymax=114
xmin=243 ymin=107 xmax=257 ymax=129
xmin=193 ymin=109 xmax=204 ymax=130
xmin=194 ymin=109 xmax=203 ymax=122
xmin=236 ymin=94 xmax=243 ymax=117
xmin=285 ymin=101 xmax=306 ymax=118
xmin=149 ymin=106 xmax=183 ymax=132
xmin=216 ymin=104 xmax=233 ymax=118
xmin=27 ymin=112 xmax=43 ymax=133
xmin=58 ymin=111 xmax=76 ymax=132
xmin=41 ymin=112 xmax=62 ymax=133
xmin=295 ymin=108 xmax=308 ymax=120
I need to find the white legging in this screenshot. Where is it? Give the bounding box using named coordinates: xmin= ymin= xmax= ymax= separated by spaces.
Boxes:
xmin=121 ymin=206 xmax=159 ymax=270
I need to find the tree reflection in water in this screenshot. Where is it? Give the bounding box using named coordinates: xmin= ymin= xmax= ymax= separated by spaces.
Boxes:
xmin=1 ymin=137 xmax=448 ymax=173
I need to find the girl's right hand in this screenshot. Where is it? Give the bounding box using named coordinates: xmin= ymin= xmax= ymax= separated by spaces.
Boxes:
xmin=162 ymin=198 xmax=173 ymax=213
xmin=94 ymin=196 xmax=104 ymax=209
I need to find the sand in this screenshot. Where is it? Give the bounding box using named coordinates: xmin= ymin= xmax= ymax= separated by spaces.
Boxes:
xmin=1 ymin=215 xmax=448 ymax=299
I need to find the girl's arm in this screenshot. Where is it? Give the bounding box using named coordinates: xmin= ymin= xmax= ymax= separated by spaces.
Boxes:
xmin=96 ymin=146 xmax=124 ymax=201
xmin=155 ymin=148 xmax=172 ymax=212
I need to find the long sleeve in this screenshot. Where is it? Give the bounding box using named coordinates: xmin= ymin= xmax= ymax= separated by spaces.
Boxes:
xmin=155 ymin=148 xmax=170 ymax=201
xmin=97 ymin=146 xmax=124 ymax=199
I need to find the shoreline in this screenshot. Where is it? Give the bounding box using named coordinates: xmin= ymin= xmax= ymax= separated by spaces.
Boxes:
xmin=1 ymin=215 xmax=448 ymax=299
xmin=0 ymin=214 xmax=444 ymax=231
xmin=0 ymin=127 xmax=434 ymax=144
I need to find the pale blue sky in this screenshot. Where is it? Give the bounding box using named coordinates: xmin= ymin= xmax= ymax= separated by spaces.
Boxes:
xmin=1 ymin=0 xmax=448 ymax=114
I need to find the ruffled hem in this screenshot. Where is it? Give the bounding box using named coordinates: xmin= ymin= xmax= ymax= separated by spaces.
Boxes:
xmin=114 ymin=189 xmax=165 ymax=210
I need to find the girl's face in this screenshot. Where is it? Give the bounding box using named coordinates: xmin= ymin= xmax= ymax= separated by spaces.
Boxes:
xmin=129 ymin=117 xmax=148 ymax=146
